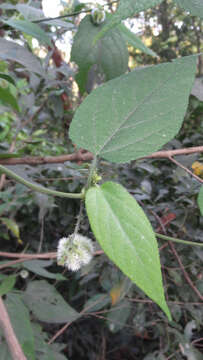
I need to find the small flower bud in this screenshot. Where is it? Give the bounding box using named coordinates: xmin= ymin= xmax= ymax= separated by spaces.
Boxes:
xmin=91 ymin=7 xmax=106 ymax=25
xmin=20 ymin=269 xmax=29 ymax=279
xmin=57 ymin=234 xmax=94 ymax=271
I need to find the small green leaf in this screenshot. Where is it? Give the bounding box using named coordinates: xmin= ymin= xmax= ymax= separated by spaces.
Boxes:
xmin=4 ymin=19 xmax=52 ymax=47
xmin=71 ymin=15 xmax=128 ymax=94
xmin=0 ymin=87 xmax=19 ymax=111
xmin=83 ymin=293 xmax=111 ymax=312
xmin=197 ymin=185 xmax=203 ymax=216
xmin=23 ymin=260 xmax=66 ymax=280
xmin=0 ymin=275 xmax=16 ymax=296
xmin=118 ymin=23 xmax=158 ymax=57
xmin=107 ymin=299 xmax=131 ymax=333
xmin=0 ymin=73 xmax=16 ymax=86
xmin=0 ymin=217 xmax=22 ymax=243
xmin=23 ymin=280 xmax=81 ymax=323
xmin=85 ymin=181 xmax=171 ymax=320
xmin=70 ymin=55 xmax=197 ymax=163
xmin=174 ymin=0 xmax=203 ymax=18
xmin=0 ymin=153 xmax=20 ymax=158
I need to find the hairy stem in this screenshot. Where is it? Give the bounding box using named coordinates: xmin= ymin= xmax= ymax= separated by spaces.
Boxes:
xmin=156 ymin=232 xmax=203 ymax=247
xmin=0 ymin=165 xmax=83 ymax=199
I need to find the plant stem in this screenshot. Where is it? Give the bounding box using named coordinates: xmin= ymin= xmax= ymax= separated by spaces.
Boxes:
xmin=155 ymin=232 xmax=203 ymax=247
xmin=0 ymin=165 xmax=83 ymax=199
xmin=86 ymin=156 xmax=97 ymax=190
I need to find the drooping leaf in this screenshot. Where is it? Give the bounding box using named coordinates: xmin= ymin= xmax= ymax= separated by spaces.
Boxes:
xmin=94 ymin=0 xmax=163 ymax=43
xmin=23 ymin=280 xmax=81 ymax=323
xmin=71 ymin=15 xmax=128 ymax=94
xmin=0 ymin=217 xmax=22 ymax=243
xmin=0 ymin=87 xmax=19 ymax=112
xmin=197 ymin=185 xmax=203 ymax=216
xmin=23 ymin=260 xmax=66 ymax=280
xmin=3 ymin=19 xmax=52 ymax=47
xmin=0 ymin=73 xmax=16 ymax=86
xmin=118 ymin=23 xmax=158 ymax=57
xmin=0 ymin=275 xmax=16 ymax=296
xmin=85 ymin=181 xmax=171 ymax=320
xmin=174 ymin=0 xmax=203 ymax=18
xmin=70 ymin=55 xmax=197 ymax=163
xmin=0 ymin=39 xmax=45 ymax=76
xmin=4 ymin=294 xmax=35 ymax=360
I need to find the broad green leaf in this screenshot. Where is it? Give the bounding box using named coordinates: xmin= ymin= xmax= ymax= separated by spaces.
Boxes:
xmin=23 ymin=280 xmax=81 ymax=323
xmin=0 ymin=73 xmax=16 ymax=86
xmin=197 ymin=185 xmax=203 ymax=216
xmin=71 ymin=15 xmax=128 ymax=94
xmin=23 ymin=260 xmax=66 ymax=280
xmin=94 ymin=0 xmax=163 ymax=43
xmin=85 ymin=181 xmax=171 ymax=320
xmin=0 ymin=217 xmax=22 ymax=243
xmin=0 ymin=275 xmax=16 ymax=296
xmin=0 ymin=87 xmax=19 ymax=111
xmin=118 ymin=23 xmax=158 ymax=57
xmin=70 ymin=55 xmax=197 ymax=163
xmin=5 ymin=294 xmax=35 ymax=360
xmin=4 ymin=19 xmax=52 ymax=47
xmin=174 ymin=0 xmax=203 ymax=18
xmin=0 ymin=39 xmax=45 ymax=76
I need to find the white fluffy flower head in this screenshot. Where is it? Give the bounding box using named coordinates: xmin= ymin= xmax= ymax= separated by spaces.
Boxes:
xmin=57 ymin=234 xmax=94 ymax=271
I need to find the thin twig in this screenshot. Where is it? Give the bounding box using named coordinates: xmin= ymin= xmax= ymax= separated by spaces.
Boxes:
xmin=0 ymin=297 xmax=27 ymax=360
xmin=169 ymin=242 xmax=203 ymax=301
xmin=169 ymin=156 xmax=203 ymax=183
xmin=0 ymin=250 xmax=104 ymax=270
xmin=33 ymin=1 xmax=118 ymax=24
xmin=1 ymin=146 xmax=203 ymax=166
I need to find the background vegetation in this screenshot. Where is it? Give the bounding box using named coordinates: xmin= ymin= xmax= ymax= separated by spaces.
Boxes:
xmin=0 ymin=0 xmax=203 ymax=359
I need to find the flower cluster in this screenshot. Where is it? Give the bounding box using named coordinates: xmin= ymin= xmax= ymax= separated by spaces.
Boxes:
xmin=57 ymin=234 xmax=94 ymax=271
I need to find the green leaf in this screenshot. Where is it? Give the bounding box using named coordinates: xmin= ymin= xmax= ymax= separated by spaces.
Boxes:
xmin=5 ymin=294 xmax=35 ymax=360
xmin=23 ymin=260 xmax=66 ymax=280
xmin=197 ymin=185 xmax=203 ymax=216
xmin=0 ymin=153 xmax=20 ymax=158
xmin=0 ymin=217 xmax=22 ymax=243
xmin=94 ymin=0 xmax=163 ymax=43
xmin=0 ymin=87 xmax=19 ymax=111
xmin=23 ymin=280 xmax=81 ymax=323
xmin=85 ymin=181 xmax=171 ymax=320
xmin=0 ymin=73 xmax=16 ymax=86
xmin=0 ymin=39 xmax=45 ymax=76
xmin=70 ymin=55 xmax=197 ymax=163
xmin=71 ymin=15 xmax=128 ymax=94
xmin=118 ymin=23 xmax=158 ymax=57
xmin=174 ymin=0 xmax=203 ymax=18
xmin=0 ymin=275 xmax=16 ymax=296
xmin=83 ymin=293 xmax=111 ymax=312
xmin=107 ymin=299 xmax=131 ymax=332
xmin=4 ymin=19 xmax=52 ymax=47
